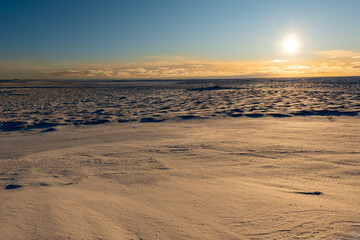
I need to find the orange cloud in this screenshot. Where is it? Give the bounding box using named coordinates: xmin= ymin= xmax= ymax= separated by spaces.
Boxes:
xmin=41 ymin=58 xmax=360 ymax=79
xmin=2 ymin=52 xmax=360 ymax=79
xmin=315 ymin=50 xmax=360 ymax=59
xmin=271 ymin=59 xmax=287 ymax=63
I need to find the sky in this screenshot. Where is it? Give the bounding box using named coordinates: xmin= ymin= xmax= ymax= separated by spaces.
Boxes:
xmin=1 ymin=0 xmax=360 ymax=79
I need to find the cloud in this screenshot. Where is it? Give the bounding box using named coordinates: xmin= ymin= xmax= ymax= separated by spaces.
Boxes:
xmin=41 ymin=57 xmax=360 ymax=79
xmin=252 ymin=66 xmax=281 ymax=74
xmin=271 ymin=59 xmax=287 ymax=63
xmin=352 ymin=56 xmax=360 ymax=59
xmin=284 ymin=65 xmax=310 ymax=71
xmin=43 ymin=69 xmax=118 ymax=77
xmin=42 ymin=64 xmax=238 ymax=79
xmin=4 ymin=54 xmax=360 ymax=79
xmin=350 ymin=62 xmax=360 ymax=69
xmin=315 ymin=50 xmax=360 ymax=59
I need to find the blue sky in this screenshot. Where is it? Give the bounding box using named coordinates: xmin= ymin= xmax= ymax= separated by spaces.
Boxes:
xmin=1 ymin=0 xmax=360 ymax=79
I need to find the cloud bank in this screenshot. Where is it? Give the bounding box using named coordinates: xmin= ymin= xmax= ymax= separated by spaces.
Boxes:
xmin=315 ymin=50 xmax=360 ymax=59
xmin=41 ymin=55 xmax=360 ymax=79
xmin=1 ymin=50 xmax=360 ymax=79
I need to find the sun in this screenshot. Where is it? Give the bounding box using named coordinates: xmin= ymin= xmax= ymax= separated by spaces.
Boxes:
xmin=283 ymin=37 xmax=299 ymax=53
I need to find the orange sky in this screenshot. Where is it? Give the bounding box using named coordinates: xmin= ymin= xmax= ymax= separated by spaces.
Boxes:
xmin=1 ymin=50 xmax=359 ymax=79
xmin=9 ymin=50 xmax=355 ymax=79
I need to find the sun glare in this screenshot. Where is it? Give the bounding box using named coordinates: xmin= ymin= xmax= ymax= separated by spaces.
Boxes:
xmin=283 ymin=37 xmax=299 ymax=53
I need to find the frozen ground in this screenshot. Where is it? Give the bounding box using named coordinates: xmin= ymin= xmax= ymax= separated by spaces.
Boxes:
xmin=0 ymin=77 xmax=359 ymax=132
xmin=1 ymin=78 xmax=360 ymax=239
